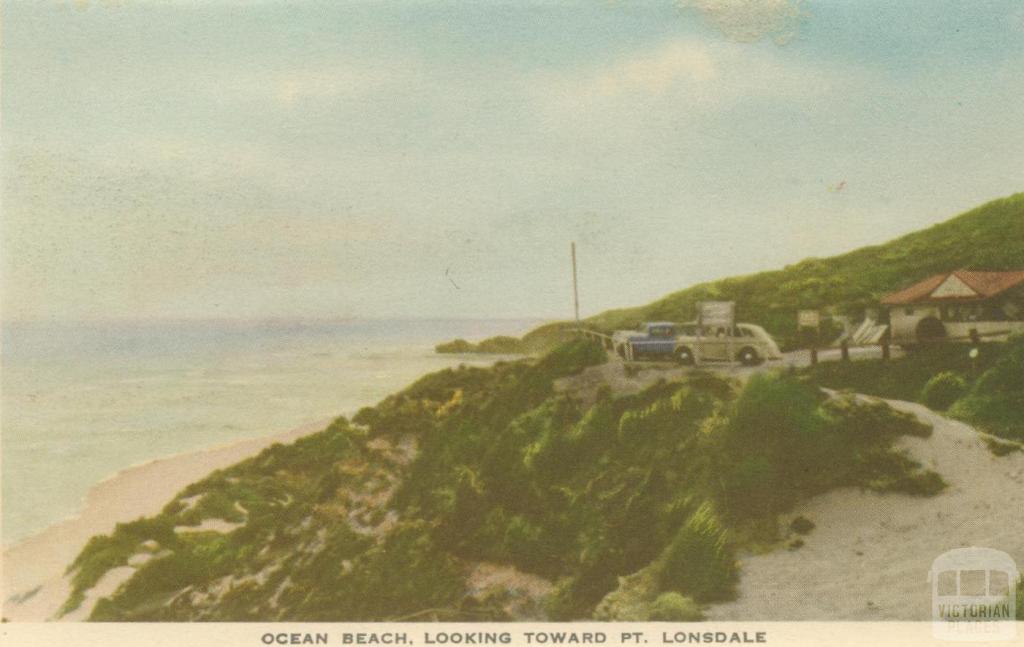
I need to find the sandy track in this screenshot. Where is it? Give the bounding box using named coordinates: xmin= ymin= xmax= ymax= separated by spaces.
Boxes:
xmin=706 ymin=399 xmax=1024 ymax=621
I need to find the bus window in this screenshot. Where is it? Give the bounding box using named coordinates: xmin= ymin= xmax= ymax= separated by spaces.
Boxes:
xmin=989 ymin=570 xmax=1010 ymax=595
xmin=937 ymin=570 xmax=957 ymax=596
xmin=960 ymin=570 xmax=986 ymax=596
xmin=938 ymin=569 xmax=1013 ymax=596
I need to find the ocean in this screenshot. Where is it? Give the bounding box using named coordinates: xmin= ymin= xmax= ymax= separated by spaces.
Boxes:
xmin=0 ymin=318 xmax=543 ymax=546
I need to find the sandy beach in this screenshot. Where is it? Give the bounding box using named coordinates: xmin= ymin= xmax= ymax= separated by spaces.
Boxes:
xmin=1 ymin=417 xmax=332 ymax=622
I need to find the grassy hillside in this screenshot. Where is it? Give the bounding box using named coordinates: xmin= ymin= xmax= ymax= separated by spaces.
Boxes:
xmin=591 ymin=193 xmax=1023 ymax=329
xmin=63 ymin=340 xmax=940 ymax=622
xmin=461 ymin=193 xmax=1024 ymax=352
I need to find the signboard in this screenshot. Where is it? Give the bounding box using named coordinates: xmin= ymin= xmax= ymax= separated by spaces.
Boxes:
xmin=798 ymin=309 xmax=821 ymax=329
xmin=698 ymin=301 xmax=735 ymax=329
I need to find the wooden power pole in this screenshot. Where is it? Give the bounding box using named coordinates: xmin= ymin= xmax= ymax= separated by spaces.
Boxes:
xmin=571 ymin=242 xmax=580 ymax=327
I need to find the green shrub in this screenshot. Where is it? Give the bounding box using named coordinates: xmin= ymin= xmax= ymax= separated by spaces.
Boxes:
xmin=803 ymin=344 xmax=1003 ymax=402
xmin=920 ymin=371 xmax=968 ymax=410
xmin=790 ymin=516 xmax=815 ymax=535
xmin=435 ymin=338 xmax=475 ymax=353
xmin=885 ymin=469 xmax=947 ymax=496
xmin=712 ymin=374 xmax=826 ymax=518
xmin=656 ymin=503 xmax=736 ymax=602
xmin=477 ymin=336 xmax=526 ymax=354
xmin=536 ymin=338 xmax=607 ymax=376
xmin=822 ymin=394 xmax=932 ymax=440
xmin=61 ymin=516 xmax=178 ymax=616
xmin=1016 ymin=578 xmax=1023 ymax=620
xmin=713 ymin=376 xmax=938 ymax=521
xmin=950 ymin=338 xmax=1024 ymax=441
xmin=648 ymin=592 xmax=703 ymax=621
xmin=435 ymin=336 xmax=526 ymax=354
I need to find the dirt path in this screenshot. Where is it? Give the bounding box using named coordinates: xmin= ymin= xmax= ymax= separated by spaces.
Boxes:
xmin=555 ymin=346 xmax=891 ymax=408
xmin=706 ymin=399 xmax=1024 ymax=620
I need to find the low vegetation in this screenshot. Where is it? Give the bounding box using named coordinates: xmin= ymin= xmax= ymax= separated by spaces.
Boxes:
xmin=435 ymin=336 xmax=527 ymax=355
xmin=805 ymin=335 xmax=1024 ymax=442
xmin=1017 ymin=579 xmax=1024 ymax=619
xmin=920 ymin=372 xmax=968 ymax=411
xmin=803 ymin=344 xmax=1002 ymax=402
xmin=64 ymin=337 xmax=943 ymax=621
xmin=948 ymin=337 xmax=1024 ymax=442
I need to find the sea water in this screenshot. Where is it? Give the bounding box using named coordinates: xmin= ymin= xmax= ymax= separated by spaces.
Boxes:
xmin=0 ymin=318 xmax=542 ymax=546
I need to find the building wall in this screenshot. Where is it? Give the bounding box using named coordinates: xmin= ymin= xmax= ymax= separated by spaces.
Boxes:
xmin=889 ymin=304 xmax=939 ymax=343
xmin=889 ymin=301 xmax=1024 ymax=344
xmin=943 ymin=320 xmax=1024 ymax=341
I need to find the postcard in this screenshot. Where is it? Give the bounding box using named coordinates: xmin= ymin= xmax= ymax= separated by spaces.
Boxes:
xmin=2 ymin=1 xmax=1022 ymax=646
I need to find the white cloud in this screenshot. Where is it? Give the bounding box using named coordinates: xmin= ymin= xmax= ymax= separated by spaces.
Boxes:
xmin=1011 ymin=7 xmax=1024 ymax=33
xmin=270 ymin=66 xmax=395 ymax=106
xmin=589 ymin=41 xmax=719 ymax=98
xmin=680 ymin=0 xmax=805 ymax=44
xmin=532 ymin=38 xmax=842 ymax=132
xmin=196 ymin=59 xmax=417 ymax=110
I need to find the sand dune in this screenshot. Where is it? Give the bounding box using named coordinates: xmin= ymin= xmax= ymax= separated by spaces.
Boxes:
xmin=6 ymin=389 xmax=1021 ymax=623
xmin=707 ymin=399 xmax=1024 ymax=620
xmin=1 ymin=418 xmax=331 ymax=622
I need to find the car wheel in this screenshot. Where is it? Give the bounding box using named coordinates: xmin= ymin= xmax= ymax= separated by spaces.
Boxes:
xmin=738 ymin=347 xmax=761 ymax=366
xmin=676 ymin=347 xmax=695 ymax=366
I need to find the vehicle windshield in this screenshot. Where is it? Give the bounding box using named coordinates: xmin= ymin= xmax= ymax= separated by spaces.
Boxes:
xmin=936 ymin=569 xmax=1011 ymax=597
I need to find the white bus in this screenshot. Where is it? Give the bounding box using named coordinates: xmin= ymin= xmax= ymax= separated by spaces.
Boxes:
xmin=929 ymin=547 xmax=1019 ymax=641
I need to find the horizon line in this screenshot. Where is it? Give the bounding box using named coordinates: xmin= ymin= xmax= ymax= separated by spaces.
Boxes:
xmin=0 ymin=314 xmax=562 ymax=326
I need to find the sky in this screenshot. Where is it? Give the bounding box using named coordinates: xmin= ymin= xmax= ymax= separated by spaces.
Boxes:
xmin=2 ymin=0 xmax=1023 ymax=322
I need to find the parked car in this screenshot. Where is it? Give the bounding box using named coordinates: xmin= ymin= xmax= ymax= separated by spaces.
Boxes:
xmin=612 ymin=321 xmax=782 ymax=366
xmin=611 ymin=322 xmax=679 ymax=361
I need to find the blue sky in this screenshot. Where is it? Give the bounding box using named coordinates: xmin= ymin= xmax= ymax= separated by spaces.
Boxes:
xmin=3 ymin=0 xmax=1023 ymax=322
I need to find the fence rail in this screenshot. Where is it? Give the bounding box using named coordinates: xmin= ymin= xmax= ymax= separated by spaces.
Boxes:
xmin=572 ymin=327 xmax=615 ymax=350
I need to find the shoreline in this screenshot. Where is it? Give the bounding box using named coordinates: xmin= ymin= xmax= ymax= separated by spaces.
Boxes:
xmin=2 ymin=416 xmax=333 ymax=622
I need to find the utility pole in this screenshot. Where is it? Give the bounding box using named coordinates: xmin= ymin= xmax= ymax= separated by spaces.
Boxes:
xmin=571 ymin=242 xmax=580 ymax=327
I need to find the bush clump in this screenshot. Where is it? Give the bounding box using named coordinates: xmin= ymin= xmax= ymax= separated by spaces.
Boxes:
xmin=657 ymin=503 xmax=737 ymax=602
xmin=790 ymin=516 xmax=815 ymax=535
xmin=949 ymin=337 xmax=1024 ymax=441
xmin=435 ymin=336 xmax=527 ymax=354
xmin=920 ymin=371 xmax=968 ymax=411
xmin=648 ymin=592 xmax=703 ymax=621
xmin=435 ymin=338 xmax=475 ymax=353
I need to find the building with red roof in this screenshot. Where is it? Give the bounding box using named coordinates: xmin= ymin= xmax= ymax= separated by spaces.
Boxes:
xmin=881 ymin=270 xmax=1024 ymax=345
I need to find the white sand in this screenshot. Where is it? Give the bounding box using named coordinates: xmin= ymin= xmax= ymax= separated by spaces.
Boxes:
xmin=174 ymin=518 xmax=245 ymax=534
xmin=1 ymin=418 xmax=331 ymax=622
xmin=707 ymin=399 xmax=1024 ymax=621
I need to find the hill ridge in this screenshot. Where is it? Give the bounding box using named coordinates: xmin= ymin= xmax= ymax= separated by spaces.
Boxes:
xmin=517 ymin=192 xmax=1024 ymax=350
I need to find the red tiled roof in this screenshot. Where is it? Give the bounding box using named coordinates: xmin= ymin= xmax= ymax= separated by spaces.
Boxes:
xmin=957 ymin=270 xmax=1024 ymax=296
xmin=880 ymin=274 xmax=948 ymax=305
xmin=881 ymin=270 xmax=1024 ymax=305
